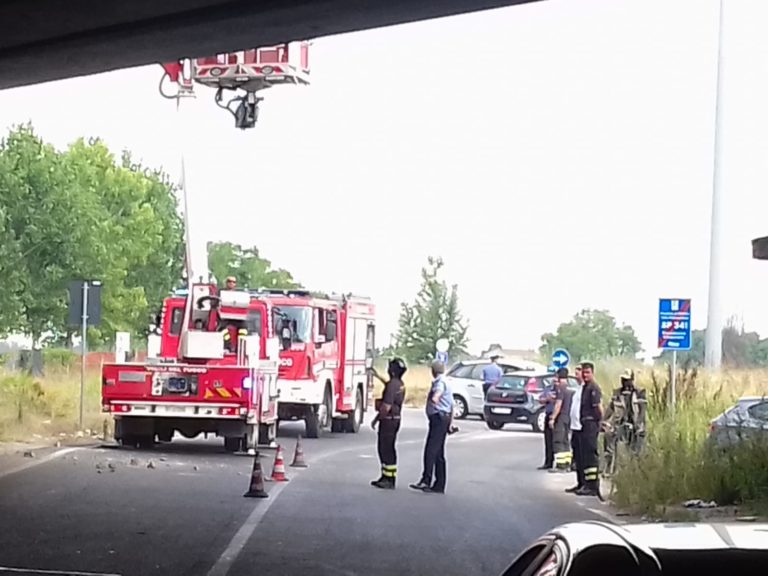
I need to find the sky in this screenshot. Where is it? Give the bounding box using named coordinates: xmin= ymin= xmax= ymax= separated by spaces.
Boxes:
xmin=2 ymin=0 xmax=768 ymax=359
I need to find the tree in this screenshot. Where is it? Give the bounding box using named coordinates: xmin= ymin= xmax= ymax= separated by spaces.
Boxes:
xmin=539 ymin=309 xmax=642 ymax=362
xmin=0 ymin=124 xmax=185 ymax=345
xmin=207 ymin=241 xmax=301 ymax=290
xmin=392 ymin=256 xmax=469 ymax=364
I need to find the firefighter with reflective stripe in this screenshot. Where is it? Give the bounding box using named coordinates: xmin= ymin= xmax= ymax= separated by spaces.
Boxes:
xmin=369 ymin=358 xmax=406 ymax=489
xmin=222 ymin=322 xmax=248 ymax=353
xmin=602 ymin=368 xmax=647 ymax=475
xmin=549 ymin=367 xmax=573 ymax=473
xmin=576 ymin=361 xmax=603 ymax=498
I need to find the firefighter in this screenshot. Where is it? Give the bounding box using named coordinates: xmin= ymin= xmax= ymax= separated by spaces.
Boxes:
xmin=549 ymin=367 xmax=573 ymax=473
xmin=537 ymin=379 xmax=557 ymax=470
xmin=602 ymin=368 xmax=647 ymax=476
xmin=576 ymin=361 xmax=603 ymax=498
xmin=369 ymin=358 xmax=407 ymax=490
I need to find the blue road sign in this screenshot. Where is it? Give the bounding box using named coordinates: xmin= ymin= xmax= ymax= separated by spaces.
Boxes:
xmin=658 ymin=298 xmax=692 ymax=351
xmin=435 ymin=350 xmax=449 ymax=365
xmin=551 ymin=348 xmax=570 ymax=369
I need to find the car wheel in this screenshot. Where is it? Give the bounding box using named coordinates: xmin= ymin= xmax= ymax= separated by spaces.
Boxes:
xmin=453 ymin=395 xmax=468 ymax=420
xmin=532 ymin=410 xmax=546 ymax=433
xmin=487 ymin=420 xmax=504 ymax=431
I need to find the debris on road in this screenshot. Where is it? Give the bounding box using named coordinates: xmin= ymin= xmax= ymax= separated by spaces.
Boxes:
xmin=147 ymin=460 xmax=156 ymax=469
xmin=683 ymin=499 xmax=717 ymax=509
xmin=129 ymin=458 xmax=139 ymax=466
xmin=22 ymin=450 xmax=35 ymax=458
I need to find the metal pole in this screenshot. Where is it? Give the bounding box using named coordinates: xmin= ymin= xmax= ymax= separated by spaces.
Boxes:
xmin=670 ymin=350 xmax=677 ymax=414
xmin=705 ymin=0 xmax=726 ymax=369
xmin=79 ymin=281 xmax=89 ymax=430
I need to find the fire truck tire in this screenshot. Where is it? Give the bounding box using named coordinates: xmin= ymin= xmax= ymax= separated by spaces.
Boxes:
xmin=305 ymin=408 xmax=320 ymax=439
xmin=331 ymin=419 xmax=344 ymax=433
xmin=224 ymin=437 xmax=241 ymax=452
xmin=343 ymin=388 xmax=363 ymax=433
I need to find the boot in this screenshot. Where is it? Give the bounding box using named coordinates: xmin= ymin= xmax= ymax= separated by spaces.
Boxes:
xmin=372 ymin=477 xmax=395 ymax=490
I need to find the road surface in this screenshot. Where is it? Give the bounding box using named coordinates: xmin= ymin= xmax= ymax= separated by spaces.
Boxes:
xmin=0 ymin=410 xmax=608 ymax=576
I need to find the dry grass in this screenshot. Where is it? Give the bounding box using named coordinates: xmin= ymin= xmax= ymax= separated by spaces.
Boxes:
xmin=0 ymin=366 xmax=105 ymax=442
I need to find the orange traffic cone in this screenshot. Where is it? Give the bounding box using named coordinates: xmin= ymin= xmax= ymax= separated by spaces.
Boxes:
xmin=243 ymin=453 xmax=269 ymax=498
xmin=270 ymin=445 xmax=289 ymax=482
xmin=290 ymin=435 xmax=308 ymax=468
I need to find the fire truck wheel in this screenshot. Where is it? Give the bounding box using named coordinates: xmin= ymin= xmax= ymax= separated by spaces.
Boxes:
xmin=343 ymin=388 xmax=363 ymax=433
xmin=331 ymin=419 xmax=344 ymax=433
xmin=305 ymin=407 xmax=320 ymax=439
xmin=224 ymin=437 xmax=241 ymax=452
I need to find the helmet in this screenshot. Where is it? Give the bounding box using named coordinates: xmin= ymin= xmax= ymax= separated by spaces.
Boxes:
xmin=387 ymin=357 xmax=407 ymax=378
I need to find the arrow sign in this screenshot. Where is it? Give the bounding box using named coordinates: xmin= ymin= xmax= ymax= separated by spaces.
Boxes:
xmin=551 ymin=348 xmax=570 ymax=369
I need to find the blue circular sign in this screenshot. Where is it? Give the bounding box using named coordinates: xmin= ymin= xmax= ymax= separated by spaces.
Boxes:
xmin=551 ymin=348 xmax=570 ymax=369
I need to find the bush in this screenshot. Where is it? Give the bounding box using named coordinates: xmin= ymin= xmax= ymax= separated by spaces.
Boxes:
xmin=611 ymin=366 xmax=768 ymax=515
xmin=42 ymin=348 xmax=78 ymax=369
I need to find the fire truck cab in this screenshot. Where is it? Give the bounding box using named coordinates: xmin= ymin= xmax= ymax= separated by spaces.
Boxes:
xmin=254 ymin=290 xmax=376 ymax=438
xmin=101 ymin=283 xmax=280 ymax=453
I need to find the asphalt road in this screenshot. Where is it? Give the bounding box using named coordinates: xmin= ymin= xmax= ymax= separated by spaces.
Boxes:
xmin=0 ymin=410 xmax=607 ymax=576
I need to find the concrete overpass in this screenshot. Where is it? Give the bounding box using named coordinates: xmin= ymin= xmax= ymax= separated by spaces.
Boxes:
xmin=0 ymin=0 xmax=542 ymax=90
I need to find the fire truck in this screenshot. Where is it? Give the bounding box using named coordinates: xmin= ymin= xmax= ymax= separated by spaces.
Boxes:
xmin=101 ymin=283 xmax=281 ymax=453
xmin=255 ymin=289 xmax=377 ymax=438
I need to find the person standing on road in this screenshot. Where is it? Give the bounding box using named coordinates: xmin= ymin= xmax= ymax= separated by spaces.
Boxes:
xmin=537 ymin=379 xmax=557 ymax=470
xmin=549 ymin=368 xmax=573 ymax=473
xmin=369 ymin=358 xmax=407 ymax=490
xmin=482 ymin=354 xmax=504 ymax=398
xmin=602 ymin=368 xmax=647 ymax=476
xmin=577 ymin=362 xmax=603 ymax=498
xmin=410 ymin=361 xmax=453 ymax=494
xmin=566 ymin=365 xmax=585 ymax=493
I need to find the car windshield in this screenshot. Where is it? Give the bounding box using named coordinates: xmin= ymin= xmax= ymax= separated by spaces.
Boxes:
xmin=273 ymin=305 xmax=312 ymax=343
xmin=496 ymin=376 xmax=528 ymax=390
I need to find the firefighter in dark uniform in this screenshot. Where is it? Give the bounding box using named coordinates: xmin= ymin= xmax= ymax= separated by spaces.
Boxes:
xmin=369 ymin=358 xmax=407 ymax=490
xmin=577 ymin=361 xmax=603 ymax=498
xmin=550 ymin=367 xmax=573 ymax=472
xmin=602 ymin=368 xmax=648 ymax=475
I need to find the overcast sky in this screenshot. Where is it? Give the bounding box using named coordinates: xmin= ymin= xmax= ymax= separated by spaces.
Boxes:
xmin=2 ymin=0 xmax=768 ymax=358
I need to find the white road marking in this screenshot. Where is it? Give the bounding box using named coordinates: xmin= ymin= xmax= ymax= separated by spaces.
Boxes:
xmin=0 ymin=566 xmax=120 ymax=576
xmin=0 ymin=448 xmax=81 ymax=480
xmin=206 ymin=478 xmax=294 ymax=576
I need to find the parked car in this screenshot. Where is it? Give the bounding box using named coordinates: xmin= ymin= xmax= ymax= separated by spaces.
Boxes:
xmin=708 ymin=396 xmax=768 ymax=449
xmin=445 ymin=359 xmax=546 ymax=419
xmin=483 ymin=371 xmax=580 ymax=432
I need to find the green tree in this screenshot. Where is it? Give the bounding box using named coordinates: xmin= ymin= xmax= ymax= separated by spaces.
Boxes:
xmin=539 ymin=308 xmax=642 ymax=362
xmin=0 ymin=125 xmax=184 ymax=345
xmin=207 ymin=241 xmax=301 ymax=290
xmin=392 ymin=256 xmax=469 ymax=364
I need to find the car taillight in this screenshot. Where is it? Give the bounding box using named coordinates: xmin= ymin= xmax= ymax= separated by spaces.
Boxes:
xmin=109 ymin=404 xmax=131 ymax=413
xmin=524 ymin=379 xmax=538 ymax=393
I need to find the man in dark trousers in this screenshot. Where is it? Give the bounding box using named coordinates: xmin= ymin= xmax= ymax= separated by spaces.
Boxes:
xmin=577 ymin=361 xmax=603 ymax=498
xmin=537 ymin=379 xmax=557 ymax=470
xmin=549 ymin=367 xmax=573 ymax=473
xmin=566 ymin=365 xmax=585 ymax=493
xmin=369 ymin=358 xmax=407 ymax=489
xmin=410 ymin=361 xmax=454 ymax=494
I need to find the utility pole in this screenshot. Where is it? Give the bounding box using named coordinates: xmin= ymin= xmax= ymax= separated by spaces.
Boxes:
xmin=705 ymin=0 xmax=726 ymax=369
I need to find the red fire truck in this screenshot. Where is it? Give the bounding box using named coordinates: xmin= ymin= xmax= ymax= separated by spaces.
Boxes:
xmin=101 ymin=283 xmax=281 ymax=453
xmin=255 ymin=290 xmax=376 ymax=438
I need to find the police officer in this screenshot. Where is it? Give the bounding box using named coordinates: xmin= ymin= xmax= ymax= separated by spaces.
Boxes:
xmin=482 ymin=354 xmax=503 ymax=398
xmin=369 ymin=358 xmax=407 ymax=490
xmin=576 ymin=361 xmax=603 ymax=498
xmin=602 ymin=368 xmax=647 ymax=475
xmin=566 ymin=365 xmax=585 ymax=493
xmin=549 ymin=367 xmax=573 ymax=473
xmin=410 ymin=361 xmax=453 ymax=494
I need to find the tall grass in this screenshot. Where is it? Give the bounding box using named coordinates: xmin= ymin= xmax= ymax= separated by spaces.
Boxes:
xmin=0 ymin=366 xmax=104 ymax=441
xmin=611 ymin=365 xmax=768 ymax=516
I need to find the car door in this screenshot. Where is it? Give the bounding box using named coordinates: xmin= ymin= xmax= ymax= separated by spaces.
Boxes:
xmin=444 ymin=364 xmax=476 ymax=414
xmin=467 ymin=364 xmax=491 ymax=413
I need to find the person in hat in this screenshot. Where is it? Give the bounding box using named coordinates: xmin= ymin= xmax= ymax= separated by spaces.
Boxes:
xmin=410 ymin=360 xmax=454 ymax=494
xmin=602 ymin=368 xmax=647 ymax=475
xmin=482 ymin=354 xmax=504 ymax=398
xmin=369 ymin=358 xmax=407 ymax=490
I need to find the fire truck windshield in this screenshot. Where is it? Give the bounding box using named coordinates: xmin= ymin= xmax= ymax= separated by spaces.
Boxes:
xmin=273 ymin=306 xmax=312 ymax=343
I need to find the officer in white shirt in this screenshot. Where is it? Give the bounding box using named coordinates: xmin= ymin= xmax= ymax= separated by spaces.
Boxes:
xmin=565 ymin=365 xmax=585 ymax=493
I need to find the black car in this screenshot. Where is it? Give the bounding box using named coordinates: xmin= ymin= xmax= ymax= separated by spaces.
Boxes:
xmin=483 ymin=371 xmax=579 ymax=432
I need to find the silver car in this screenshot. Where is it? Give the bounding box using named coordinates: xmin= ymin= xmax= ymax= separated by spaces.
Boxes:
xmin=444 ymin=358 xmax=547 ymax=419
xmin=708 ymin=396 xmax=768 ymax=448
